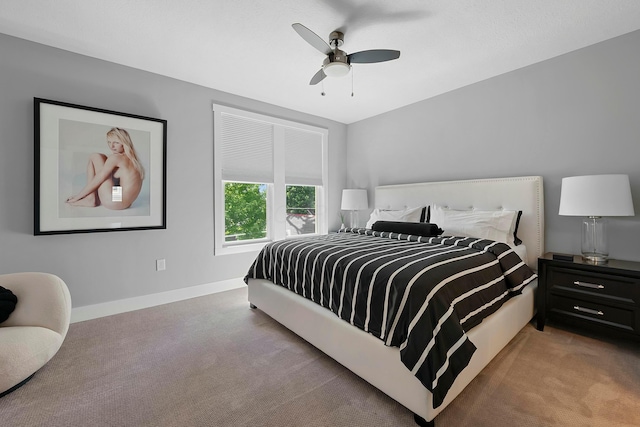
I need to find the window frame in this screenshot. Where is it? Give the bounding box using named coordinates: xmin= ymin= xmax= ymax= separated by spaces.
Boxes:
xmin=213 ymin=104 xmax=328 ymax=255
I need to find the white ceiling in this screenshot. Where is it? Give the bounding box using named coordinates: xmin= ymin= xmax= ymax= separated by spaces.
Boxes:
xmin=1 ymin=1 xmax=640 ymax=124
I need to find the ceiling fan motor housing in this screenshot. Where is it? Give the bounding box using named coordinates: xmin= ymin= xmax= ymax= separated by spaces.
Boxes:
xmin=324 ymin=49 xmax=349 ymax=65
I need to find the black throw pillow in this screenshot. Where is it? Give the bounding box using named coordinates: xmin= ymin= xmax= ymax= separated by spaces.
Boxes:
xmin=372 ymin=221 xmax=444 ymax=237
xmin=0 ymin=286 xmax=18 ymax=324
xmin=513 ymin=210 xmax=523 ymax=246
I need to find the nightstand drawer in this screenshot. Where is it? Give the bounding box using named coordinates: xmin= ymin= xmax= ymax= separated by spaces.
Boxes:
xmin=549 ymin=294 xmax=636 ymax=332
xmin=547 ymin=267 xmax=639 ymax=305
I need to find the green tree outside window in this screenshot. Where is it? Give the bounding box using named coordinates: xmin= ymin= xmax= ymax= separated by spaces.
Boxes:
xmin=224 ymin=182 xmax=267 ymax=241
xmin=286 ymin=185 xmax=315 ymax=214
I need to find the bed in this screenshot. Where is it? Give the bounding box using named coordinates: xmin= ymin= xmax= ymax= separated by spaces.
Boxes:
xmin=245 ymin=176 xmax=544 ymax=426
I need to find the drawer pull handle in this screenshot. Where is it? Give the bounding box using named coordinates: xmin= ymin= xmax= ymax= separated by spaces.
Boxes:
xmin=573 ymin=305 xmax=604 ymax=316
xmin=573 ymin=281 xmax=604 ymax=289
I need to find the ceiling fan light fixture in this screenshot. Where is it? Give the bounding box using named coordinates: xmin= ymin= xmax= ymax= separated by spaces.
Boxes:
xmin=323 ymin=61 xmax=351 ymax=77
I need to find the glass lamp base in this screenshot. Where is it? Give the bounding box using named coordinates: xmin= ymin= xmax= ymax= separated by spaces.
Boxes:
xmin=349 ymin=210 xmax=359 ymax=228
xmin=581 ymin=216 xmax=608 ymax=264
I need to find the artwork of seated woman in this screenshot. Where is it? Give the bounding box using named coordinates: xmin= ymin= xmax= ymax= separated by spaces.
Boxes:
xmin=66 ymin=127 xmax=145 ymax=210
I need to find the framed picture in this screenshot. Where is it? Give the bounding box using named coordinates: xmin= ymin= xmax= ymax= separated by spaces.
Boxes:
xmin=34 ymin=98 xmax=167 ymax=235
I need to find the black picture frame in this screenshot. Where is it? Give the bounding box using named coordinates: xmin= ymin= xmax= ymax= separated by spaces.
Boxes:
xmin=34 ymin=98 xmax=167 ymax=235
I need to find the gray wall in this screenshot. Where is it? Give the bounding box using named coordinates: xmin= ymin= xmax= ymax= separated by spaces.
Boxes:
xmin=347 ymin=30 xmax=640 ymax=262
xmin=0 ymin=33 xmax=347 ymax=307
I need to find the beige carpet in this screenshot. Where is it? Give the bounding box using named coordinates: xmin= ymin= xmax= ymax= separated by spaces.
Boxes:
xmin=1 ymin=287 xmax=638 ymax=427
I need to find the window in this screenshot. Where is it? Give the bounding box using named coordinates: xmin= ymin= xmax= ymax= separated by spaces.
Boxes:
xmin=213 ymin=104 xmax=328 ymax=254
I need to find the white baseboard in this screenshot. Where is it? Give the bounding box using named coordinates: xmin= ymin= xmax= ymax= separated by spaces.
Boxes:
xmin=71 ymin=278 xmax=246 ymax=323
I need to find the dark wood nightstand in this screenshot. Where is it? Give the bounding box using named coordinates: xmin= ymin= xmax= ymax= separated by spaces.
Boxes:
xmin=537 ymin=253 xmax=640 ymax=340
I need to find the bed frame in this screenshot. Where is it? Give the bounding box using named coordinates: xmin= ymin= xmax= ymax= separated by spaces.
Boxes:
xmin=247 ymin=176 xmax=544 ymax=425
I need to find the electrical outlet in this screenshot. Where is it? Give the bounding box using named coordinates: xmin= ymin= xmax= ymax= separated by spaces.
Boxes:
xmin=156 ymin=259 xmax=166 ymax=271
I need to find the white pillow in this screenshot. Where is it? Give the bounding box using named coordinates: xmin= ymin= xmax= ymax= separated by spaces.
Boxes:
xmin=365 ymin=206 xmax=424 ymax=229
xmin=429 ymin=205 xmax=518 ymax=245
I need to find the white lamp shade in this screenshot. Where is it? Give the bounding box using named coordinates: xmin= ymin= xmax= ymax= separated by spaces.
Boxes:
xmin=559 ymin=174 xmax=635 ymax=217
xmin=341 ymin=189 xmax=368 ymax=211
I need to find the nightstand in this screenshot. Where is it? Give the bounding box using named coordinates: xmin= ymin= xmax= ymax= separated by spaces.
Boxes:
xmin=537 ymin=253 xmax=640 ymax=340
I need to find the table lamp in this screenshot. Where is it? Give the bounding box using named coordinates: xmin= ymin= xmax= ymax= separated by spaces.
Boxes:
xmin=558 ymin=174 xmax=635 ymax=264
xmin=341 ymin=189 xmax=368 ymax=228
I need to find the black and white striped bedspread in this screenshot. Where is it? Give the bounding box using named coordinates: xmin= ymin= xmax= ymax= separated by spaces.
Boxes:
xmin=244 ymin=228 xmax=537 ymax=407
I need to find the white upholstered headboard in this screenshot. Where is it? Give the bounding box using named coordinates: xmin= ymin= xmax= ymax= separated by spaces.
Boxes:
xmin=374 ymin=176 xmax=544 ymax=269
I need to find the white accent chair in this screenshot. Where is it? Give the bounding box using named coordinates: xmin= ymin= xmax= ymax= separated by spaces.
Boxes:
xmin=0 ymin=273 xmax=71 ymax=397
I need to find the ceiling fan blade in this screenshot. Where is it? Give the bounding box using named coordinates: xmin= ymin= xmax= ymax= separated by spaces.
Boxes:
xmin=292 ymin=23 xmax=332 ymax=55
xmin=309 ymin=68 xmax=327 ymax=85
xmin=348 ymin=49 xmax=401 ymax=64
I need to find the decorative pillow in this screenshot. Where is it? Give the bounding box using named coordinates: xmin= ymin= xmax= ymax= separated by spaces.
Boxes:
xmin=0 ymin=286 xmax=18 ymax=324
xmin=365 ymin=206 xmax=424 ymax=229
xmin=430 ymin=205 xmax=520 ymax=245
xmin=372 ymin=221 xmax=443 ymax=237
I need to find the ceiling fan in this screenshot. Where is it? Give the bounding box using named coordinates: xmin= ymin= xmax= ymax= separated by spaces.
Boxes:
xmin=292 ymin=23 xmax=401 ymax=85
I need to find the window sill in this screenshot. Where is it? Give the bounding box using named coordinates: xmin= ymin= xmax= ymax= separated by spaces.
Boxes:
xmin=216 ymin=240 xmax=270 ymax=256
xmin=215 ymin=233 xmax=328 ymax=256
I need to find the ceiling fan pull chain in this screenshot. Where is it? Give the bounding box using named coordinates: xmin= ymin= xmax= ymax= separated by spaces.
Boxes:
xmin=351 ymin=68 xmax=354 ymax=97
xmin=321 ymin=79 xmax=325 ymax=96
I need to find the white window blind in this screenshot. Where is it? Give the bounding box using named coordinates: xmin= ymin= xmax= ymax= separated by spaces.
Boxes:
xmin=284 ymin=127 xmax=323 ymax=186
xmin=220 ymin=113 xmax=273 ymax=183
